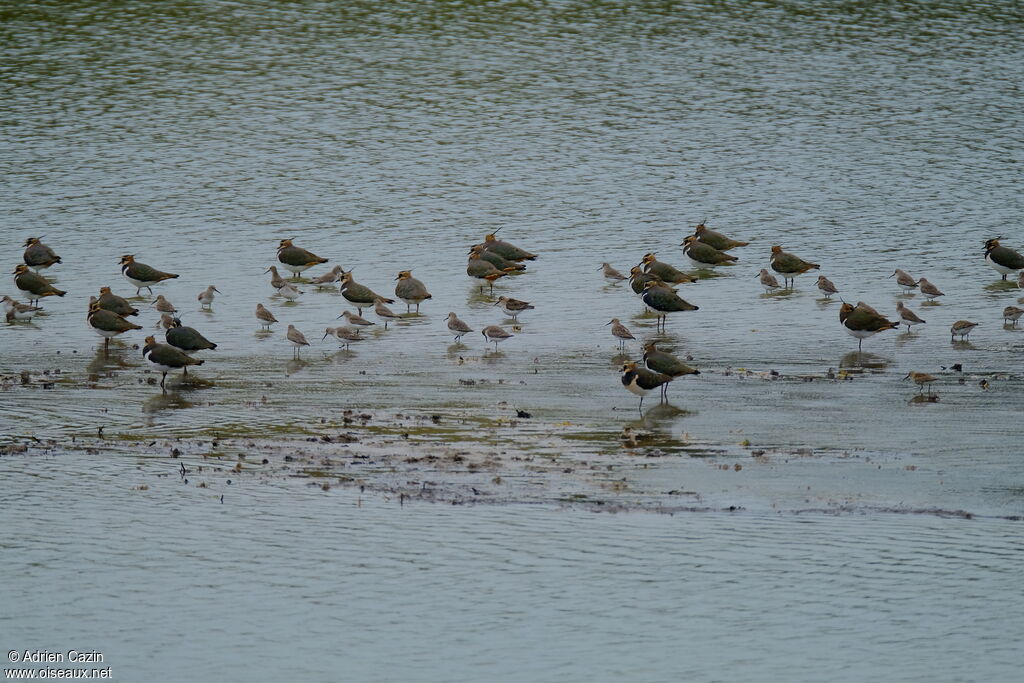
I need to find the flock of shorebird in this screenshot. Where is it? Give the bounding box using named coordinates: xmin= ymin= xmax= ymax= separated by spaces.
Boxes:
xmin=6 ymin=227 xmax=1024 ymax=408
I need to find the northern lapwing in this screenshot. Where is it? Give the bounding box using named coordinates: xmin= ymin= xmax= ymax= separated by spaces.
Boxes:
xmin=494 ymin=296 xmax=534 ymax=321
xmin=475 ymin=248 xmax=526 ymax=272
xmin=13 ymin=264 xmax=65 ymax=304
xmin=23 ymin=237 xmax=61 ymax=272
xmin=642 ymin=341 xmax=699 ymax=400
xmin=142 ymin=335 xmax=203 ymax=389
xmin=642 ymin=253 xmax=697 ymax=283
xmin=87 ymin=302 xmax=143 ymax=352
xmin=839 ymin=301 xmax=899 ymax=351
xmin=628 ymin=266 xmax=664 ymax=295
xmin=395 ymin=270 xmax=432 ymax=313
xmin=166 ymin=318 xmax=217 ymax=353
xmin=97 ymin=287 xmax=138 ymax=317
xmin=693 ymin=221 xmax=748 ymax=251
xmin=120 ymin=255 xmax=178 ymax=296
xmin=641 ymin=280 xmax=699 ymax=331
xmin=477 ymin=229 xmax=536 ymax=261
xmin=467 ymin=247 xmax=512 ymax=292
xmin=445 ymin=312 xmax=473 ymax=342
xmin=680 ymin=236 xmax=738 ymax=268
xmin=769 ymin=245 xmax=819 ymax=289
xmin=620 ymin=361 xmax=672 ymax=413
xmin=277 ymin=239 xmax=328 ymax=279
xmin=340 ymin=271 xmax=393 ymax=316
xmin=984 ymin=238 xmax=1024 ymax=281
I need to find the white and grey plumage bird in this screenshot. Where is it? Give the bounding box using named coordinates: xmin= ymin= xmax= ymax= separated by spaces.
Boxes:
xmin=197 ymin=285 xmax=220 ymax=310
xmin=286 ymin=324 xmax=310 ymax=358
xmin=445 ymin=312 xmax=473 ymax=342
xmin=606 ymin=318 xmax=634 ymax=352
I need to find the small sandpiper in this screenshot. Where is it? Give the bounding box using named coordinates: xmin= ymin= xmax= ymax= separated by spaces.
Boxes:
xmin=88 ymin=302 xmax=143 ymax=352
xmin=1003 ymin=305 xmax=1024 ymax=326
xmin=2 ymin=295 xmax=42 ymax=322
xmin=310 ymin=265 xmax=345 ymax=289
xmin=97 ymin=287 xmax=138 ymax=317
xmin=277 ymin=282 xmax=303 ymax=301
xmin=641 ymin=280 xmax=698 ymax=331
xmin=642 ymin=253 xmax=697 ymax=283
xmin=917 ymin=278 xmax=945 ymax=301
xmin=13 ymin=264 xmax=65 ymax=304
xmin=394 ymin=270 xmax=432 ymax=313
xmin=477 ymin=229 xmax=537 ymax=261
xmin=157 ymin=313 xmax=176 ymax=330
xmin=620 ymin=361 xmax=671 ymax=412
xmin=120 ymin=255 xmax=178 ymax=296
xmin=895 ymin=301 xmax=926 ymax=331
xmin=769 ymin=245 xmax=819 ymax=289
xmin=322 ymin=326 xmax=362 ymax=351
xmin=142 ymin=335 xmax=203 ymax=389
xmin=255 ymin=303 xmax=278 ymax=330
xmin=600 ymin=262 xmax=627 ymax=281
xmin=642 ymin=341 xmax=699 ymax=400
xmin=264 ymin=265 xmax=288 ymax=289
xmin=816 ymin=275 xmax=839 ymax=299
xmin=467 ymin=247 xmax=512 ymax=292
xmin=482 ymin=325 xmax=514 ymax=351
xmin=606 ymin=318 xmax=635 ymax=351
xmin=341 ymin=271 xmax=394 ymax=315
xmin=286 ymin=324 xmax=311 ymax=359
xmin=839 ymin=302 xmax=899 ymax=351
xmin=373 ymin=297 xmax=400 ymax=329
xmin=151 ymin=294 xmax=177 ymax=314
xmin=889 ymin=269 xmax=919 ymax=293
xmin=758 ymin=268 xmax=782 ymax=294
xmin=983 ymin=238 xmax=1024 ymax=280
xmin=197 ymin=285 xmax=220 ymax=310
xmin=903 ymin=371 xmax=937 ymax=395
xmin=445 ymin=312 xmax=473 ymax=342
xmin=166 ymin=318 xmax=217 ymax=353
xmin=277 ymin=239 xmax=328 ymax=279
xmin=494 ymin=296 xmax=534 ymax=321
xmin=693 ymin=222 xmax=748 ymax=251
xmin=680 ymin=236 xmax=738 ymax=268
xmin=337 ymin=310 xmax=375 ymax=328
xmin=23 ymin=237 xmax=62 ymax=272
xmin=950 ymin=320 xmax=979 ymax=341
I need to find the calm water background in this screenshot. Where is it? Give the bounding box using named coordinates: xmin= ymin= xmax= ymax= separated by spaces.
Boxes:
xmin=3 ymin=1 xmax=1023 ymax=680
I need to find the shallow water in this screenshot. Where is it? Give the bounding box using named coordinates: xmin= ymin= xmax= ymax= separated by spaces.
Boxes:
xmin=2 ymin=1 xmax=1023 ymax=679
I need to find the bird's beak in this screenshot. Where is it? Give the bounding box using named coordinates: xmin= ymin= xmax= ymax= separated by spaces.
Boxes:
xmin=336 ymin=314 xmax=344 ymax=319
xmin=263 ymin=268 xmax=271 ymax=274
xmin=213 ymin=287 xmax=221 ymax=293
xmin=604 ymin=320 xmax=612 ymax=326
xmin=321 ymin=332 xmax=329 ymax=341
xmin=887 ymin=272 xmax=895 ymax=278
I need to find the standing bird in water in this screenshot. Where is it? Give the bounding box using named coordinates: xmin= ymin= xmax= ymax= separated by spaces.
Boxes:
xmin=888 ymin=269 xmax=919 ymax=293
xmin=13 ymin=264 xmax=65 ymax=304
xmin=286 ymin=325 xmax=311 ymax=359
xmin=2 ymin=296 xmax=42 ymax=322
xmin=816 ymin=275 xmax=839 ymax=299
xmin=445 ymin=312 xmax=473 ymax=342
xmin=373 ymin=298 xmax=400 ymax=329
xmin=895 ymin=301 xmax=926 ymax=332
xmin=477 ymin=229 xmax=537 ymax=261
xmin=692 ymin=221 xmax=748 ymax=251
xmin=482 ymin=325 xmax=514 ymax=351
xmin=23 ymin=237 xmax=62 ymax=272
xmin=255 ymin=303 xmax=278 ymax=330
xmin=341 ymin=271 xmax=394 ymax=316
xmin=983 ymin=238 xmax=1024 ymax=281
xmin=277 ymin=239 xmax=328 ymax=279
xmin=494 ymin=296 xmax=534 ymax=321
xmin=769 ymin=246 xmax=819 ymax=289
xmin=87 ymin=302 xmax=142 ymax=353
xmin=197 ymin=285 xmax=220 ymax=310
xmin=917 ymin=278 xmax=945 ymax=302
xmin=120 ymin=255 xmax=178 ymax=296
xmin=166 ymin=318 xmax=217 ymax=353
xmin=600 ymin=263 xmax=627 ymax=281
xmin=642 ymin=253 xmax=697 ymax=284
xmin=142 ymin=335 xmax=204 ymax=389
xmin=467 ymin=246 xmax=512 ymax=292
xmin=606 ymin=318 xmax=635 ymax=352
xmin=620 ymin=361 xmax=672 ymax=413
xmin=641 ymin=280 xmax=699 ymax=331
xmin=642 ymin=341 xmax=699 ymax=400
xmin=680 ymin=236 xmax=738 ymax=268
xmin=96 ymin=287 xmax=138 ymax=317
xmin=839 ymin=302 xmax=899 ymax=351
xmin=758 ymin=268 xmax=782 ymax=294
xmin=394 ymin=270 xmax=432 ymax=313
